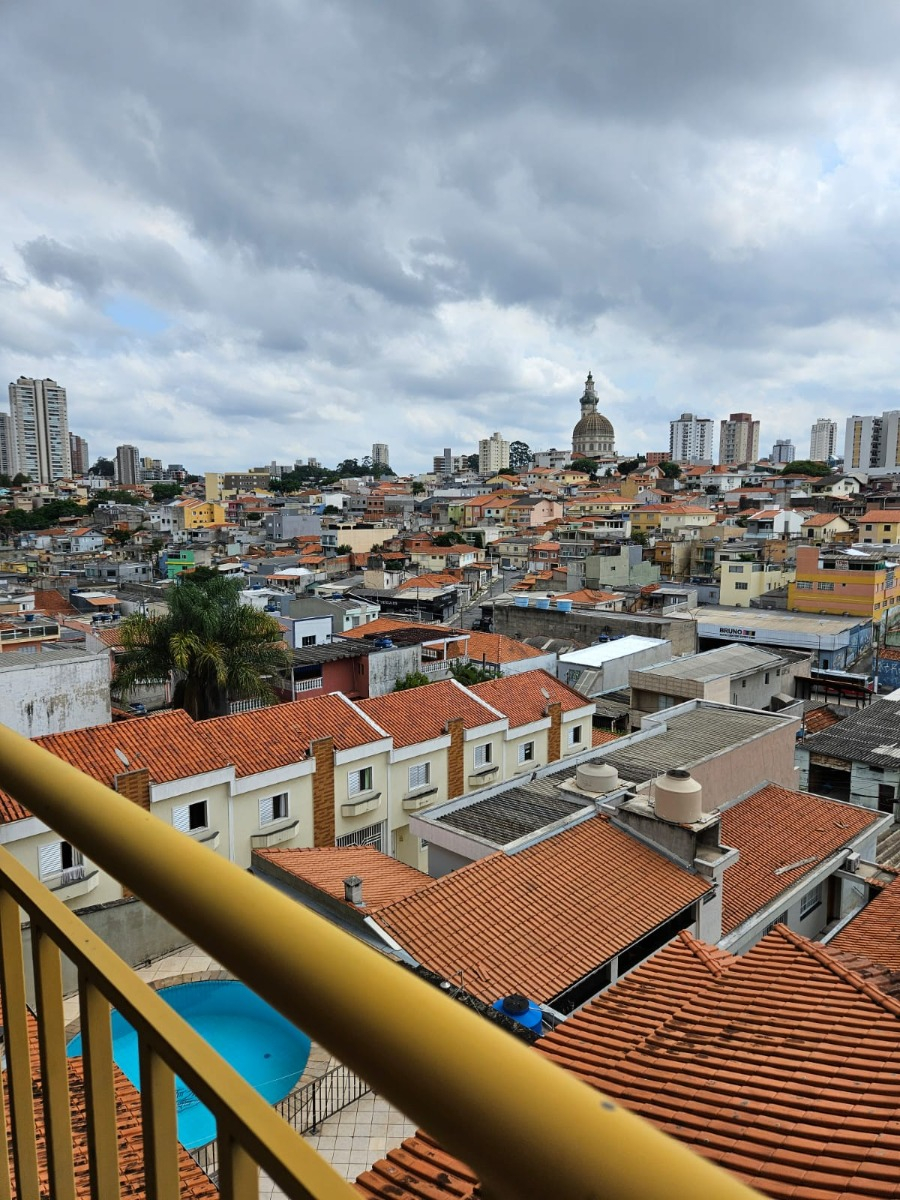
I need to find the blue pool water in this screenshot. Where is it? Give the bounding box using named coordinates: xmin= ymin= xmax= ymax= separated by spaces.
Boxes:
xmin=67 ymin=980 xmax=311 ymax=1149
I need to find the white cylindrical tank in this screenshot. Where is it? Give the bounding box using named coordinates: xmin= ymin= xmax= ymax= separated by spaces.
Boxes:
xmin=654 ymin=769 xmax=702 ymax=824
xmin=575 ymin=761 xmax=619 ymax=794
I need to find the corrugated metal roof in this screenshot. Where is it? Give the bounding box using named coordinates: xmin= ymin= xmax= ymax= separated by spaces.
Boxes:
xmin=801 ymin=698 xmax=900 ymax=768
xmin=632 ymin=644 xmax=782 ymax=683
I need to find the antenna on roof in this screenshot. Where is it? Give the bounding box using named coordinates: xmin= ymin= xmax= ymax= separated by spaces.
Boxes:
xmin=114 ymin=748 xmax=130 ymax=768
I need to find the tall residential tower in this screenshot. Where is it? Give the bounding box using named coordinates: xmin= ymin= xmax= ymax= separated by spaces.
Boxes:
xmin=809 ymin=418 xmax=838 ymax=462
xmin=719 ymin=412 xmax=760 ymax=465
xmin=8 ymin=377 xmax=71 ymax=483
xmin=669 ymin=413 xmax=714 ymax=465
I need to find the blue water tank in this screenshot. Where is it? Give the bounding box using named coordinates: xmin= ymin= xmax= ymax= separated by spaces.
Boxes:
xmin=556 ymin=599 xmax=572 ymax=613
xmin=373 ymin=636 xmax=394 ymax=648
xmin=492 ymin=994 xmax=543 ymax=1035
xmin=536 ymin=598 xmax=550 ymax=610
xmin=513 ymin=596 xmax=529 ymax=608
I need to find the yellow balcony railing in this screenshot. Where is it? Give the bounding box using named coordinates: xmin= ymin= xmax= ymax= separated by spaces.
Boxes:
xmin=0 ymin=722 xmax=762 ymax=1199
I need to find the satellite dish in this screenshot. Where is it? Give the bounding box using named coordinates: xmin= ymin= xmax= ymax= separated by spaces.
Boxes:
xmin=114 ymin=747 xmax=130 ymax=768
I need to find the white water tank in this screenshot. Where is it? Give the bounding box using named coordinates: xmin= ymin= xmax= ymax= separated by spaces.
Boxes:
xmin=654 ymin=769 xmax=702 ymax=824
xmin=575 ymin=761 xmax=619 ymax=794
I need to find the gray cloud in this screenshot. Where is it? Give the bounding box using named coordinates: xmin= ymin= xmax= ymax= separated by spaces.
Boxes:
xmin=2 ymin=1 xmax=900 ymax=468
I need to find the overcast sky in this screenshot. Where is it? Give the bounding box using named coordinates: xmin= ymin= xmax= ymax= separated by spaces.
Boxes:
xmin=3 ymin=2 xmax=900 ymax=474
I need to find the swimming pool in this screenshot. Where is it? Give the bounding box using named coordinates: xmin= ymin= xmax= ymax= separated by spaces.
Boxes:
xmin=67 ymin=979 xmax=311 ymax=1149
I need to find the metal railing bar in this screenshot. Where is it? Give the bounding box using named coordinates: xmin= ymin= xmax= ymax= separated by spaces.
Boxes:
xmin=217 ymin=1134 xmax=263 ymax=1200
xmin=138 ymin=1041 xmax=179 ymax=1200
xmin=0 ymin=890 xmax=41 ymax=1200
xmin=31 ymin=924 xmax=77 ymax=1200
xmin=0 ymin=845 xmax=357 ymax=1200
xmin=0 ymin=721 xmax=762 ymax=1200
xmin=78 ymin=974 xmax=122 ymax=1200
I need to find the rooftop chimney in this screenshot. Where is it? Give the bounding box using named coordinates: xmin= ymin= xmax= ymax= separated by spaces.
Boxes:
xmin=343 ymin=875 xmax=364 ymax=906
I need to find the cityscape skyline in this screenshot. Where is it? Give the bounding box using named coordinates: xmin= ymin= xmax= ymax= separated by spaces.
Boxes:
xmin=3 ymin=5 xmax=898 ymax=473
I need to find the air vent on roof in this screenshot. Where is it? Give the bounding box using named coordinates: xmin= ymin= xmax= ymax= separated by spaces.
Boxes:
xmin=343 ymin=876 xmax=364 ymax=906
xmin=653 ymin=769 xmax=702 ymax=824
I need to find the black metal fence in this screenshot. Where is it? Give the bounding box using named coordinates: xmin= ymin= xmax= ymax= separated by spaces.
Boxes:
xmin=189 ymin=1062 xmax=372 ymax=1182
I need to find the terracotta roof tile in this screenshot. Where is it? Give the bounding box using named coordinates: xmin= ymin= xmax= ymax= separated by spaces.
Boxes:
xmin=720 ymin=784 xmax=880 ymax=935
xmin=454 ymin=629 xmax=544 ymax=664
xmin=802 ymin=705 xmax=845 ymax=734
xmin=25 ymin=709 xmax=223 ymax=792
xmin=533 ymin=927 xmax=900 ymax=1198
xmin=257 ymin=846 xmax=428 ymax=911
xmin=359 ymin=680 xmax=501 ymax=748
xmin=469 ymin=670 xmax=592 ymax=728
xmin=830 ymin=877 xmax=900 ymax=970
xmin=202 ymin=695 xmax=387 ymax=772
xmin=373 ymin=815 xmax=710 ymax=1005
xmin=16 ymin=1014 xmax=218 ymax=1199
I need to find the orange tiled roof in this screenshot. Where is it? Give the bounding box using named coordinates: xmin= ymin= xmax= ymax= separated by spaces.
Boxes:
xmin=29 ymin=710 xmax=224 ymax=792
xmin=359 ymin=680 xmax=502 ymax=748
xmin=19 ymin=1013 xmax=218 ymax=1199
xmin=395 ymin=573 xmax=460 ymax=591
xmin=469 ymin=670 xmax=591 ymax=728
xmin=374 ymin=815 xmax=710 ymax=1004
xmin=341 ymin=617 xmax=423 ymax=640
xmin=719 ymin=784 xmax=880 ymax=935
xmin=830 ymin=877 xmax=900 ymax=970
xmin=202 ymin=695 xmax=387 ymax=772
xmin=803 ymin=512 xmax=845 ymax=527
xmin=592 ymin=727 xmax=619 ymax=747
xmin=536 ymin=926 xmax=900 ymax=1199
xmin=861 ymin=508 xmax=900 ymax=523
xmin=256 ymin=846 xmax=428 ymax=912
xmin=457 ymin=629 xmax=544 ymax=664
xmin=355 ymin=1131 xmax=478 ymax=1199
xmin=35 ymin=589 xmax=80 ymax=616
xmin=555 ymin=588 xmax=621 ymax=604
xmin=802 ymin=705 xmax=844 ymax=734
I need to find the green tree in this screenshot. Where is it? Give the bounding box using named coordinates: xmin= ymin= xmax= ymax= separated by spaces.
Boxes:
xmin=90 ymin=457 xmax=115 ymax=478
xmin=464 ymin=453 xmax=480 ymax=471
xmin=570 ymin=458 xmax=598 ymax=475
xmin=781 ymin=460 xmax=831 ymax=477
xmin=394 ymin=671 xmax=432 ymax=691
xmin=616 ymin=458 xmax=642 ymax=476
xmin=449 ymin=660 xmax=499 ymax=685
xmin=151 ymin=482 xmax=183 ymax=502
xmin=508 ymin=440 xmax=531 ymax=471
xmin=410 ymin=481 xmax=425 ymax=496
xmin=433 ymin=531 xmax=466 ymax=546
xmin=114 ymin=575 xmax=292 ymax=721
xmin=660 ymin=461 xmax=682 ymax=478
xmin=11 ymin=473 xmax=31 ymax=487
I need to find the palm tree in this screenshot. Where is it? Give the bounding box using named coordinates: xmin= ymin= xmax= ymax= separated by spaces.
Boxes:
xmin=115 ymin=575 xmax=293 ymax=720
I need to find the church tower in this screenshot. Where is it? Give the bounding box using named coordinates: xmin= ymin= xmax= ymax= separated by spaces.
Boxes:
xmin=572 ymin=372 xmax=615 ymax=458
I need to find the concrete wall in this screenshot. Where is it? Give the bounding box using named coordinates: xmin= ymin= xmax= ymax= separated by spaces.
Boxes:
xmin=22 ymin=896 xmax=191 ymax=1004
xmin=491 ymin=604 xmax=697 ymax=657
xmin=366 ymin=645 xmax=421 ymax=696
xmin=1 ymin=651 xmax=111 ymax=736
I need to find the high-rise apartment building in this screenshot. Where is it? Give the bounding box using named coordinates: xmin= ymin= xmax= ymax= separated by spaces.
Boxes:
xmin=478 ymin=431 xmax=510 ymax=475
xmin=669 ymin=413 xmax=714 ymax=464
xmin=8 ymin=377 xmax=71 ymax=483
xmin=69 ymin=432 xmax=90 ymax=476
xmin=809 ymin=418 xmax=838 ymax=462
xmin=718 ymin=412 xmax=760 ymax=465
xmin=0 ymin=413 xmax=15 ymax=476
xmin=770 ymin=439 xmax=796 ymax=465
xmin=115 ymin=444 xmax=141 ymax=487
xmin=845 ymin=411 xmax=900 ymax=475
xmin=372 ymin=443 xmax=390 ymax=467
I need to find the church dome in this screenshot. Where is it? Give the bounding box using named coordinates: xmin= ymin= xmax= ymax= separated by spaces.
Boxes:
xmin=572 ymin=371 xmax=615 ymax=457
xmin=573 ymin=410 xmax=614 ymax=439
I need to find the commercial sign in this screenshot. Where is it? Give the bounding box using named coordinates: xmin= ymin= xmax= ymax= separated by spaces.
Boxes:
xmin=719 ymin=626 xmax=756 ymax=638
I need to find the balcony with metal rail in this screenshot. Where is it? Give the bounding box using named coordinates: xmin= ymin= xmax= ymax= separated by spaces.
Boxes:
xmin=0 ymin=722 xmax=760 ymax=1199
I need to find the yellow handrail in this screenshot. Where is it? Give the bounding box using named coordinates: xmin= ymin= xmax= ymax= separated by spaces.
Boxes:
xmin=0 ymin=722 xmax=762 ymax=1200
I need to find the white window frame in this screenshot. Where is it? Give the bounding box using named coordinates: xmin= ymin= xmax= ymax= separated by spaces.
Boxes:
xmin=408 ymin=762 xmax=430 ymax=791
xmin=348 ymin=767 xmax=374 ymax=797
xmin=259 ymin=792 xmax=289 ymax=825
xmin=568 ymin=724 xmax=583 ymax=747
xmin=799 ymin=884 xmax=822 ymax=918
xmin=474 ymin=743 xmax=493 ymax=768
xmin=173 ymin=800 xmax=208 ymax=833
xmin=517 ymin=741 xmax=536 ymax=764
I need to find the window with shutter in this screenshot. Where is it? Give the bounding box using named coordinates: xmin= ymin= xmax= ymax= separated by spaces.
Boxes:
xmin=408 ymin=763 xmax=430 ymax=790
xmin=173 ymin=801 xmax=207 ymax=832
xmin=517 ymin=741 xmax=535 ymax=764
xmin=348 ymin=769 xmax=373 ymax=797
xmin=474 ymin=743 xmax=492 ymax=767
xmin=259 ymin=794 xmax=288 ymax=825
xmin=39 ymin=842 xmax=63 ymax=880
